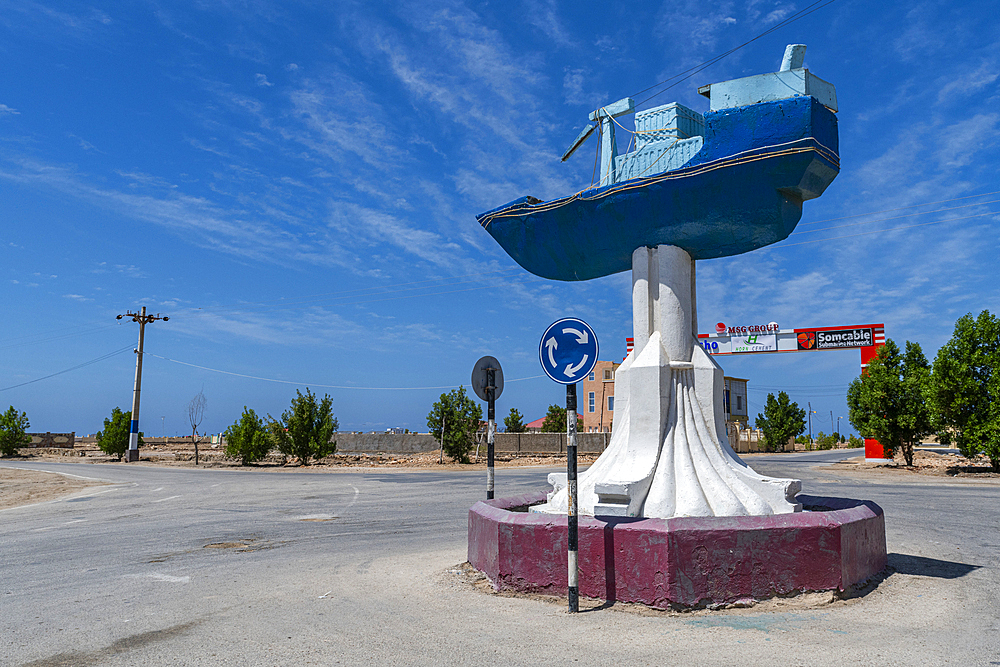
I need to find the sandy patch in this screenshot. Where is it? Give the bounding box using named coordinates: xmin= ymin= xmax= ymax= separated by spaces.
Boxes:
xmin=0 ymin=467 xmax=110 ymax=510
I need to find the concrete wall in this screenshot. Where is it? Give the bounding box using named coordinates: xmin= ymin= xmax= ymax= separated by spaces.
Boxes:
xmin=26 ymin=432 xmax=75 ymax=448
xmin=334 ymin=432 xmax=610 ymax=454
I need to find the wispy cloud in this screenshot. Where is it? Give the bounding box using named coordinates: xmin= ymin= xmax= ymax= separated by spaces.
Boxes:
xmin=0 ymin=104 xmax=19 ymax=115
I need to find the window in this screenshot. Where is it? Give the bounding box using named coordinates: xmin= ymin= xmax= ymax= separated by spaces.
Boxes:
xmin=724 ymin=389 xmax=731 ymax=414
xmin=736 ymin=395 xmax=743 ymax=412
xmin=604 ymin=369 xmax=614 ymax=381
xmin=608 ymin=396 xmax=615 ymax=412
xmin=588 ymin=371 xmax=595 ymax=381
xmin=588 ymin=392 xmax=595 ymax=413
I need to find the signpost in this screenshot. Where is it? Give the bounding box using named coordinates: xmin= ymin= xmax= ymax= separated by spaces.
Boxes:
xmin=471 ymin=356 xmax=503 ymax=500
xmin=539 ymin=317 xmax=598 ymax=613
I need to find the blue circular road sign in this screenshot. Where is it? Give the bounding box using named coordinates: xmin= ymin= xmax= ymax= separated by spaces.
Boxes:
xmin=539 ymin=317 xmax=599 ymax=385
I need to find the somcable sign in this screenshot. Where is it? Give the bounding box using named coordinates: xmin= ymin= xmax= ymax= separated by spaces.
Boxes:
xmin=815 ymin=328 xmax=873 ymax=349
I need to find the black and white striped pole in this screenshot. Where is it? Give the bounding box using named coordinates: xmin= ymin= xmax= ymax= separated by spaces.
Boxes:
xmin=538 ymin=317 xmax=598 ymax=614
xmin=472 ymin=357 xmax=503 ymax=500
xmin=486 ymin=366 xmax=495 ymax=500
xmin=566 ymin=381 xmax=579 ymax=613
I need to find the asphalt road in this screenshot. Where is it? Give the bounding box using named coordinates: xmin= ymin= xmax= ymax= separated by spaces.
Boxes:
xmin=1 ymin=451 xmax=998 ymax=666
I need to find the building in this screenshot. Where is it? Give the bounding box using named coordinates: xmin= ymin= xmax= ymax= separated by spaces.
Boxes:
xmin=580 ymin=360 xmax=620 ymax=432
xmin=525 ymin=417 xmax=546 ymax=433
xmin=577 ymin=358 xmax=749 ymax=434
xmin=724 ymin=376 xmax=749 ymax=425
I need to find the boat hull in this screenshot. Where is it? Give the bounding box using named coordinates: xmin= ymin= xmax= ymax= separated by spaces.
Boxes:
xmin=478 ymin=96 xmax=839 ymax=281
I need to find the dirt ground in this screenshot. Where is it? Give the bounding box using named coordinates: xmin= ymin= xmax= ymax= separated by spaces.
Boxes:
xmin=12 ymin=440 xmax=603 ymax=470
xmin=829 ymin=448 xmax=1000 ymax=478
xmin=0 ymin=467 xmax=110 ymax=510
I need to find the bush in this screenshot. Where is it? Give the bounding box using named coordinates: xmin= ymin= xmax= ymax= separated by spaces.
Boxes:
xmin=504 ymin=408 xmax=526 ymax=433
xmin=848 ymin=339 xmax=932 ymax=466
xmin=268 ymin=388 xmax=338 ymax=465
xmin=0 ymin=406 xmax=30 ymax=457
xmin=427 ymin=386 xmax=482 ymax=463
xmin=755 ymin=392 xmax=806 ymax=453
xmin=928 ymin=311 xmax=1000 ymax=472
xmin=848 ymin=434 xmax=864 ymax=448
xmin=224 ymin=407 xmax=272 ymax=465
xmin=815 ymin=431 xmax=838 ymax=450
xmin=540 ymin=404 xmax=566 ymax=433
xmin=96 ymin=408 xmax=142 ymax=461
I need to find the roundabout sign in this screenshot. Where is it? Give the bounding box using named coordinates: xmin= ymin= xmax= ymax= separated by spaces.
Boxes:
xmin=538 ymin=317 xmax=599 ymax=385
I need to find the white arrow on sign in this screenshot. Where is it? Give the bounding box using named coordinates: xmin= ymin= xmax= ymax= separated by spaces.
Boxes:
xmin=545 ymin=337 xmax=558 ymax=368
xmin=565 ymin=354 xmax=589 ymax=378
xmin=562 ymin=327 xmax=588 ymax=345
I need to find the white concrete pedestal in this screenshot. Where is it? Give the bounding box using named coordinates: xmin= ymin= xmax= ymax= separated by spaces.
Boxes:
xmin=534 ymin=245 xmax=801 ymax=519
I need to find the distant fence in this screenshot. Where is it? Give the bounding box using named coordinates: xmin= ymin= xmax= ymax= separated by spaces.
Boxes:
xmin=334 ymin=432 xmax=610 ymax=455
xmin=26 ymin=432 xmax=75 ymax=449
xmin=726 ymin=426 xmax=794 ymax=454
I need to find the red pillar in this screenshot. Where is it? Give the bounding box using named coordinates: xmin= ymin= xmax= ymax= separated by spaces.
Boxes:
xmin=860 ymin=338 xmax=889 ymax=461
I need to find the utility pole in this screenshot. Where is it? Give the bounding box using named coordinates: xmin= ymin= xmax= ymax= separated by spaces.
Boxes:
xmin=830 ymin=410 xmax=834 ymax=437
xmin=808 ymin=401 xmax=813 ymax=445
xmin=117 ymin=306 xmax=168 ymax=462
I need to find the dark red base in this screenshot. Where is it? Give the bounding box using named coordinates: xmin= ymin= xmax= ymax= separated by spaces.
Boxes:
xmin=468 ymin=491 xmax=887 ymax=608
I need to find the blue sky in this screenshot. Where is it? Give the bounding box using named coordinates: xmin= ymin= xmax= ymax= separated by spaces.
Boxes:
xmin=1 ymin=0 xmax=998 ymax=438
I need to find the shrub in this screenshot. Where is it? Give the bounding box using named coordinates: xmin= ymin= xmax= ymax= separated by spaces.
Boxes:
xmin=224 ymin=407 xmax=272 ymax=465
xmin=97 ymin=408 xmax=142 ymax=461
xmin=268 ymin=388 xmax=338 ymax=465
xmin=426 ymin=386 xmax=482 ymax=463
xmin=0 ymin=406 xmax=30 ymax=457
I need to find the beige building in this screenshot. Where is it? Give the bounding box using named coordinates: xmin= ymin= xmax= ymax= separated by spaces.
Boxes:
xmin=579 ymin=361 xmax=750 ymax=434
xmin=580 ymin=360 xmax=620 ymax=432
xmin=724 ymin=376 xmax=750 ymax=425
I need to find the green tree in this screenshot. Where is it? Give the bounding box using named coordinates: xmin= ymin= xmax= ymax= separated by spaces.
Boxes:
xmin=0 ymin=406 xmax=30 ymax=457
xmin=928 ymin=310 xmax=1000 ymax=472
xmin=503 ymin=408 xmax=526 ymax=433
xmin=97 ymin=407 xmax=143 ymax=461
xmin=847 ymin=339 xmax=933 ymax=466
xmin=427 ymin=386 xmax=482 ymax=463
xmin=224 ymin=407 xmax=272 ymax=465
xmin=541 ymin=404 xmax=567 ymax=433
xmin=754 ymin=391 xmax=806 ymax=452
xmin=268 ymin=388 xmax=338 ymax=465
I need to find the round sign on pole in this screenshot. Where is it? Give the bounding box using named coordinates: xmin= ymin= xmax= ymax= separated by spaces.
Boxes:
xmin=538 ymin=318 xmax=599 ymax=385
xmin=471 ymin=356 xmax=504 ymax=401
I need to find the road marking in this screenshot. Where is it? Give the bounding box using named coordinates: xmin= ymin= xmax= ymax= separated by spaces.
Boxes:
xmin=344 ymin=485 xmax=360 ymax=511
xmin=31 ymin=526 xmax=57 ymax=532
xmin=127 ymin=573 xmax=191 ymax=584
xmin=153 ymin=495 xmax=181 ymax=503
xmin=64 ymin=519 xmax=87 ymax=525
xmin=151 ymin=487 xmax=164 ymax=492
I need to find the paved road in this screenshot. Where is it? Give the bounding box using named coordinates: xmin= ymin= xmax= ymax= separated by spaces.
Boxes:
xmin=1 ymin=453 xmax=998 ymax=666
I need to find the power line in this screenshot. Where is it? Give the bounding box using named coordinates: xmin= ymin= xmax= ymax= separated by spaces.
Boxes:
xmin=795 ymin=199 xmax=1000 ymax=235
xmin=187 ymin=267 xmax=527 ymax=316
xmin=143 ymin=351 xmax=545 ymax=391
xmin=0 ymin=345 xmax=134 ymax=392
xmin=0 ymin=322 xmax=123 ymax=349
xmin=633 ymin=0 xmax=840 ymax=107
xmin=773 ymin=210 xmax=997 ymax=250
xmin=798 ymin=190 xmax=1000 ymax=227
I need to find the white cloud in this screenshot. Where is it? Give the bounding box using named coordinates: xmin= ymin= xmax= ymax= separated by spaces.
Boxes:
xmin=0 ymin=104 xmax=19 ymax=115
xmin=255 ymin=73 xmax=273 ymax=87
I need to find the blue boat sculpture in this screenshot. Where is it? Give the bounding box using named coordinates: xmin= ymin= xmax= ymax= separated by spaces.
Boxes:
xmin=477 ymin=47 xmax=839 ymax=281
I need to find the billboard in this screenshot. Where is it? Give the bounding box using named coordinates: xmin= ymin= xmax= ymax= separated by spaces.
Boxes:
xmin=732 ymin=333 xmax=777 ymax=353
xmin=815 ymin=328 xmax=874 ymax=349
